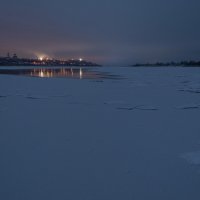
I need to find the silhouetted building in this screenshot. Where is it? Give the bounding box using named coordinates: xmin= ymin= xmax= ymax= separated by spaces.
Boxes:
xmin=7 ymin=52 xmax=10 ymax=59
xmin=13 ymin=53 xmax=18 ymax=60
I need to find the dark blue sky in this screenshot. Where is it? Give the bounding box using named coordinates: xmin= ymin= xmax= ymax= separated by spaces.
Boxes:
xmin=0 ymin=0 xmax=200 ymax=64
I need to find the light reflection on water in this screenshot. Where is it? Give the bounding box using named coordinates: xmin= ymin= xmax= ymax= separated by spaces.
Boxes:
xmin=30 ymin=68 xmax=84 ymax=79
xmin=0 ymin=67 xmax=121 ymax=80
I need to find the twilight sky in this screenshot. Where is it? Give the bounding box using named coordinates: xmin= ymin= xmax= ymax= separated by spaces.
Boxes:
xmin=0 ymin=0 xmax=200 ymax=65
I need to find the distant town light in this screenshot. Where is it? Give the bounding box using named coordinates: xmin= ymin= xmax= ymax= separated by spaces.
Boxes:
xmin=39 ymin=56 xmax=44 ymax=61
xmin=79 ymin=58 xmax=83 ymax=62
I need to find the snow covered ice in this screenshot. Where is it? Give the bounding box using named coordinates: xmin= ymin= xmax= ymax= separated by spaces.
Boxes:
xmin=0 ymin=66 xmax=200 ymax=200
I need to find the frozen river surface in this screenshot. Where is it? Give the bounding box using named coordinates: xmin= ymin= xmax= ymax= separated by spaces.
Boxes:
xmin=0 ymin=66 xmax=200 ymax=200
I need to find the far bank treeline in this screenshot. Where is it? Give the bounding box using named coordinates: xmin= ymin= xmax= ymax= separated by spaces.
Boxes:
xmin=132 ymin=61 xmax=200 ymax=67
xmin=0 ymin=54 xmax=101 ymax=67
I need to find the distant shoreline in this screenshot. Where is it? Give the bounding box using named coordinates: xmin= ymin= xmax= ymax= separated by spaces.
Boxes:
xmin=0 ymin=55 xmax=101 ymax=67
xmin=132 ymin=61 xmax=200 ymax=67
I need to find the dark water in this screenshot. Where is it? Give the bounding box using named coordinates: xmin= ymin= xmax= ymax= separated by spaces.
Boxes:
xmin=0 ymin=67 xmax=121 ymax=80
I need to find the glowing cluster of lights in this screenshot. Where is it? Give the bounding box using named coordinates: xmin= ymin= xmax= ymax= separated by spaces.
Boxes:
xmin=37 ymin=54 xmax=50 ymax=61
xmin=39 ymin=56 xmax=44 ymax=61
xmin=36 ymin=53 xmax=84 ymax=63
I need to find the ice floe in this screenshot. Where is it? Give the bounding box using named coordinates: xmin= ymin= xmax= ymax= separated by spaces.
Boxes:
xmin=182 ymin=151 xmax=200 ymax=165
xmin=177 ymin=104 xmax=199 ymax=110
xmin=116 ymin=105 xmax=159 ymax=111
